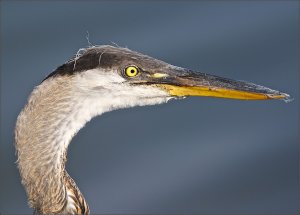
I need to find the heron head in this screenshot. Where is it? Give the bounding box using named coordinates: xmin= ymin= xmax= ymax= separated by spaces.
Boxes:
xmin=46 ymin=45 xmax=289 ymax=111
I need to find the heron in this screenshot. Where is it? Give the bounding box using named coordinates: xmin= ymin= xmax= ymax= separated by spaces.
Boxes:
xmin=15 ymin=45 xmax=289 ymax=214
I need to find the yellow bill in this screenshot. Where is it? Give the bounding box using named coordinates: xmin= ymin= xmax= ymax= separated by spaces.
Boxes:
xmin=159 ymin=84 xmax=288 ymax=100
xmin=146 ymin=69 xmax=290 ymax=101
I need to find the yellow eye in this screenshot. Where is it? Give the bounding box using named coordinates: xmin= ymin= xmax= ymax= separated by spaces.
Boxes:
xmin=124 ymin=66 xmax=139 ymax=77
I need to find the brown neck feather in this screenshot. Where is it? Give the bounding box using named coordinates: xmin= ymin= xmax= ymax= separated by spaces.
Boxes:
xmin=15 ymin=76 xmax=90 ymax=214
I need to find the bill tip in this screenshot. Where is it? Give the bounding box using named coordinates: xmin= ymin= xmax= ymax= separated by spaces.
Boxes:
xmin=268 ymin=92 xmax=293 ymax=103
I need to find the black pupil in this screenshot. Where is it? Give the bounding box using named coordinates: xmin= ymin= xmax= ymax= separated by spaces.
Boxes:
xmin=130 ymin=69 xmax=135 ymax=74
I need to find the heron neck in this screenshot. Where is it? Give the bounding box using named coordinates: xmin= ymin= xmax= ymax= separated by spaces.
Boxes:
xmin=15 ymin=76 xmax=101 ymax=214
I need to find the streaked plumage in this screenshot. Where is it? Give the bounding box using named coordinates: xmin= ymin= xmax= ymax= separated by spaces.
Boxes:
xmin=15 ymin=45 xmax=289 ymax=214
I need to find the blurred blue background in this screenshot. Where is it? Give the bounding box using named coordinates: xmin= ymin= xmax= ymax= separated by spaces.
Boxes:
xmin=1 ymin=1 xmax=299 ymax=214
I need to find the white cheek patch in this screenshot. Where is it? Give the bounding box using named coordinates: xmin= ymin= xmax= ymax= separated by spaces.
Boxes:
xmin=75 ymin=68 xmax=126 ymax=91
xmin=73 ymin=68 xmax=171 ymax=116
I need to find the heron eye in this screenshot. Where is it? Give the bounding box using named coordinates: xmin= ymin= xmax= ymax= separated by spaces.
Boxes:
xmin=124 ymin=66 xmax=139 ymax=77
